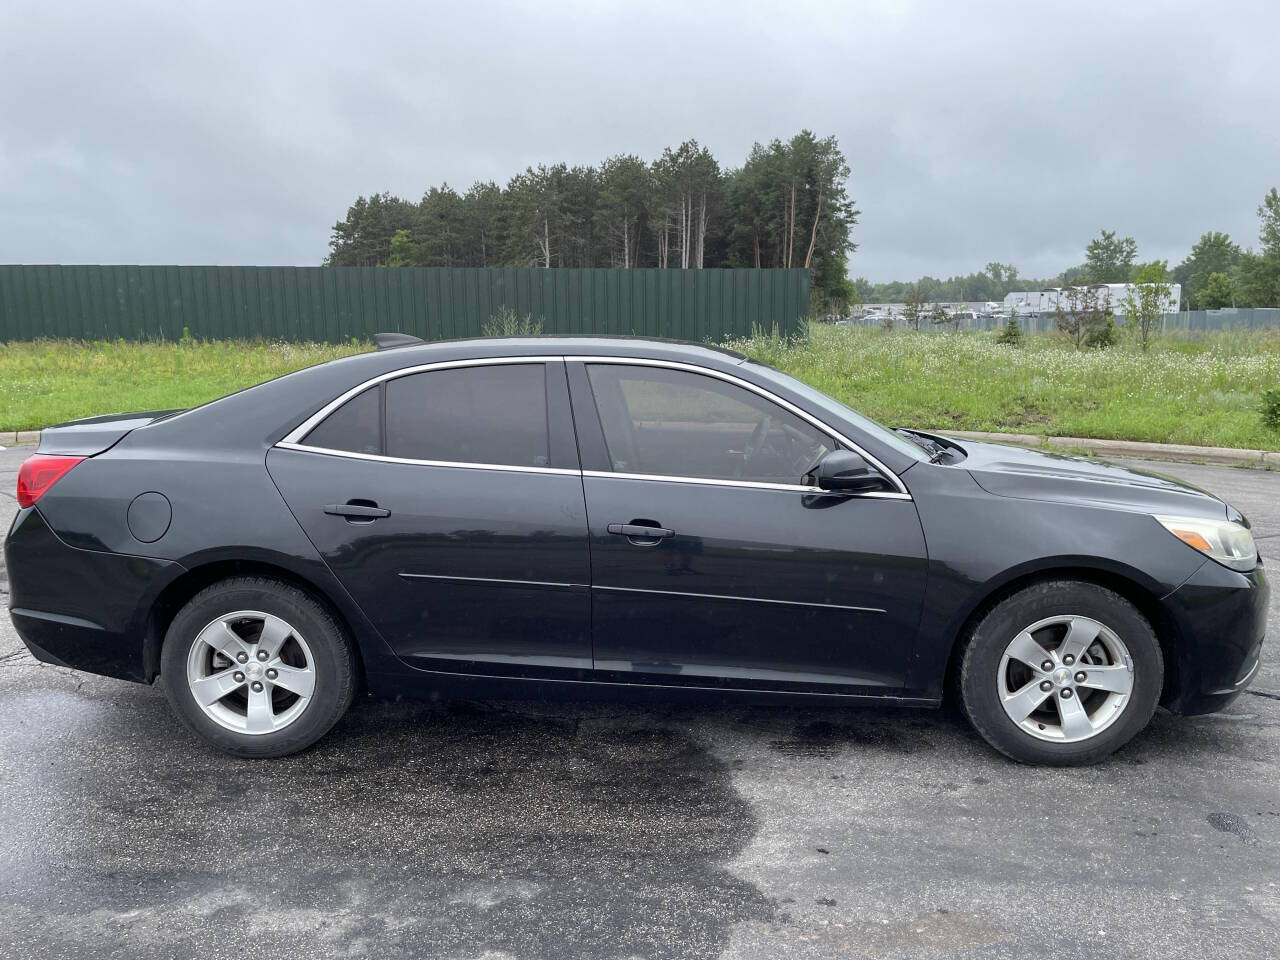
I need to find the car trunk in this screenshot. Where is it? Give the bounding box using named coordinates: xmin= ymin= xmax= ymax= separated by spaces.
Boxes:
xmin=35 ymin=410 xmax=184 ymax=456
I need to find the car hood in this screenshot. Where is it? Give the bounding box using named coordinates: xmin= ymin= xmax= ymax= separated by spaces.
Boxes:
xmin=954 ymin=438 xmax=1227 ymax=519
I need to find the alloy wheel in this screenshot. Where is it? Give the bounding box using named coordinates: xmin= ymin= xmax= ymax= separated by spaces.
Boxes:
xmin=185 ymin=610 xmax=316 ymax=735
xmin=996 ymin=615 xmax=1135 ymax=743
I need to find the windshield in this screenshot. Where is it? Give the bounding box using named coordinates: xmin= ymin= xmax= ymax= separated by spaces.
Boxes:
xmin=745 ymin=362 xmax=930 ymax=463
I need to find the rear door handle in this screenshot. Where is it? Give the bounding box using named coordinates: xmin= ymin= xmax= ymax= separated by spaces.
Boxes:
xmin=324 ymin=501 xmax=391 ymax=521
xmin=607 ymin=522 xmax=674 ymax=541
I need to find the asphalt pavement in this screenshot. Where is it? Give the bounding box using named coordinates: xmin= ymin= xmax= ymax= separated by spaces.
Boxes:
xmin=1 ymin=443 xmax=1277 ymax=960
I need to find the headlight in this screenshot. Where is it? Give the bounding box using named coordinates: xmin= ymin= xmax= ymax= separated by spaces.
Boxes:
xmin=1155 ymin=515 xmax=1257 ymax=572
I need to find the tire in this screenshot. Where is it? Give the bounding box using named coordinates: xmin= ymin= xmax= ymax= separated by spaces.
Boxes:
xmin=161 ymin=577 xmax=357 ymax=758
xmin=957 ymin=580 xmax=1163 ymax=766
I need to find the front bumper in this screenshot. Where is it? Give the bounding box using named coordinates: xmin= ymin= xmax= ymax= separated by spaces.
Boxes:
xmin=4 ymin=506 xmax=179 ymax=683
xmin=1160 ymin=555 xmax=1268 ymax=715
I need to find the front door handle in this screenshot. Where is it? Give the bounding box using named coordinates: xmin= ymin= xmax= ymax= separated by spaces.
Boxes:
xmin=324 ymin=501 xmax=391 ymax=522
xmin=607 ymin=522 xmax=674 ymax=544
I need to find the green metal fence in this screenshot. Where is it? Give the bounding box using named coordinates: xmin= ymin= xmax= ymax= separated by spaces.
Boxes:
xmin=0 ymin=265 xmax=810 ymax=343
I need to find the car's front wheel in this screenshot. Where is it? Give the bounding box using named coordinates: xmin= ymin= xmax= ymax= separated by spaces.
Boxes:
xmin=958 ymin=580 xmax=1163 ymax=765
xmin=161 ymin=577 xmax=357 ymax=757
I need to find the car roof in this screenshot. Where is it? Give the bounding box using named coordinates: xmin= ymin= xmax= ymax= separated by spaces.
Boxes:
xmin=376 ymin=335 xmax=749 ymax=365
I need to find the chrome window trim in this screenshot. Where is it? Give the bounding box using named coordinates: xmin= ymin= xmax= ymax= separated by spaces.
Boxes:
xmin=274 ymin=442 xmax=910 ymax=497
xmin=275 ymin=353 xmax=911 ymax=498
xmin=273 ymin=441 xmax=580 ymax=477
xmin=581 ymin=468 xmax=911 ymax=499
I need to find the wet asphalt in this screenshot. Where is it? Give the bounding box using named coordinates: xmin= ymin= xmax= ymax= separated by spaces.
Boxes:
xmin=0 ymin=444 xmax=1277 ymax=960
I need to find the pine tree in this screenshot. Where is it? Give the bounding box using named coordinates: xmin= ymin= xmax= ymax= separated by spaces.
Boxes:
xmin=996 ymin=311 xmax=1023 ymax=345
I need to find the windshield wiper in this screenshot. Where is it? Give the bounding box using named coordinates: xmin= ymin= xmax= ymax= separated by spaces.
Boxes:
xmin=895 ymin=427 xmax=953 ymax=464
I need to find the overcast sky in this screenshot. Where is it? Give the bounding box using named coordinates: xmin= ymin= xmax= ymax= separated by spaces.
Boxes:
xmin=2 ymin=0 xmax=1277 ymax=281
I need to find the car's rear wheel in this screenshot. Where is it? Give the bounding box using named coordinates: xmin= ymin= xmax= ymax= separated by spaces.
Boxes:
xmin=958 ymin=580 xmax=1163 ymax=765
xmin=161 ymin=577 xmax=356 ymax=757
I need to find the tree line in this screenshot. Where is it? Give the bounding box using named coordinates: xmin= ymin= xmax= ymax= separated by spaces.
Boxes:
xmin=853 ymin=261 xmax=1039 ymax=307
xmin=857 ymin=187 xmax=1280 ymax=310
xmin=326 ymin=131 xmax=859 ymax=303
xmin=1165 ymin=189 xmax=1280 ymax=309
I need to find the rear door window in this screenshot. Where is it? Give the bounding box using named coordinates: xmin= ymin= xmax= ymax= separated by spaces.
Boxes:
xmin=385 ymin=363 xmax=550 ymax=467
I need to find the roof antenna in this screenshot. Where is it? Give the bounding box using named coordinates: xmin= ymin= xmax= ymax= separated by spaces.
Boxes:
xmin=374 ymin=332 xmax=425 ymax=351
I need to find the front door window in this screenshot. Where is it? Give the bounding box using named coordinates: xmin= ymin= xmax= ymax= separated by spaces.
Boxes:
xmin=585 ymin=364 xmax=834 ymax=484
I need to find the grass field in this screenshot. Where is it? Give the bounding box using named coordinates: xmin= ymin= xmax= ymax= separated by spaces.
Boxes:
xmin=733 ymin=326 xmax=1280 ymax=450
xmin=1 ymin=329 xmax=1278 ymax=449
xmin=0 ymin=339 xmax=362 ymax=433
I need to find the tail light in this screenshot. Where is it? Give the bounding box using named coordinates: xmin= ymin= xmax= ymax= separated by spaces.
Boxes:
xmin=16 ymin=454 xmax=85 ymax=509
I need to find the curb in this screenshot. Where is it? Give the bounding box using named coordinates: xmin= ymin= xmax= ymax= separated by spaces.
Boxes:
xmin=947 ymin=430 xmax=1278 ymax=467
xmin=1 ymin=431 xmax=40 ymax=447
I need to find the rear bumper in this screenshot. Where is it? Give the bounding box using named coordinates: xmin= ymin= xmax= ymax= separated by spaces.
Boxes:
xmin=4 ymin=506 xmax=179 ymax=683
xmin=1160 ymin=557 xmax=1268 ymax=715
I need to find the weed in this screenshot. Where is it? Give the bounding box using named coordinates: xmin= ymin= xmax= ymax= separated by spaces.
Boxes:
xmin=482 ymin=307 xmax=543 ymax=338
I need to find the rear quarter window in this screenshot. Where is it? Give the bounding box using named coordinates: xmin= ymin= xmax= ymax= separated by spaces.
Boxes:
xmin=301 ymin=386 xmax=381 ymax=455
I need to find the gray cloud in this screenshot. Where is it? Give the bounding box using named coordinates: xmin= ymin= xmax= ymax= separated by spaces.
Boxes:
xmin=2 ymin=0 xmax=1277 ymax=280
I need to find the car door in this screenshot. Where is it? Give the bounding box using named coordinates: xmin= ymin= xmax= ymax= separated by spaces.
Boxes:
xmin=567 ymin=359 xmax=928 ymax=694
xmin=267 ymin=358 xmax=592 ymax=679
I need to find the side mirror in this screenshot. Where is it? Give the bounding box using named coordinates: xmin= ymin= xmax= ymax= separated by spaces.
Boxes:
xmin=812 ymin=449 xmax=891 ymax=493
